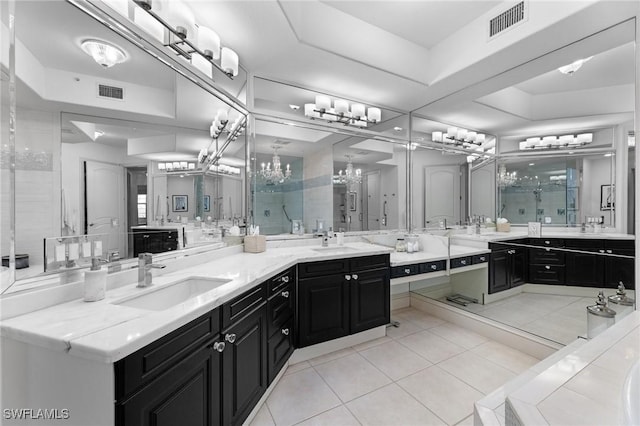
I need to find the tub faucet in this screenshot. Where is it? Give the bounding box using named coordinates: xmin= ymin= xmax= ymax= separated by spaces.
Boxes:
xmin=137 ymin=253 xmax=166 ymax=288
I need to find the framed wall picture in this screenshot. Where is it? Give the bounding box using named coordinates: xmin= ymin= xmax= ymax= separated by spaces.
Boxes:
xmin=172 ymin=195 xmax=188 ymax=212
xmin=203 ymin=195 xmax=210 ymax=212
xmin=600 ymin=184 xmax=614 ymax=211
xmin=348 ymin=192 xmax=357 ymax=211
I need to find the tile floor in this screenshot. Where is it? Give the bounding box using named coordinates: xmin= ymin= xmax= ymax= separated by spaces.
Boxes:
xmin=425 ymin=291 xmax=602 ymax=345
xmin=250 ymin=307 xmax=540 ymax=426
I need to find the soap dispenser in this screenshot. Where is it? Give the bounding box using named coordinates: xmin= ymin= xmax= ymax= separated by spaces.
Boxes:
xmin=84 ymin=258 xmax=107 ymax=302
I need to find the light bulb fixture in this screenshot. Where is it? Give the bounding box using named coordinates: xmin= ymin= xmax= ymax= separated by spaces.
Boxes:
xmin=258 ymin=146 xmax=292 ymax=185
xmin=431 ymin=127 xmax=486 ymax=148
xmin=303 ymin=96 xmax=381 ymax=128
xmin=498 ymin=164 xmax=518 ymax=188
xmin=80 ymin=39 xmax=127 ymax=68
xmin=209 ymin=109 xmax=230 ymax=139
xmin=158 ymin=161 xmax=196 ymax=172
xmin=210 ymin=164 xmax=240 ymax=175
xmin=333 ymin=155 xmax=363 ymax=186
xmin=518 ymin=133 xmax=593 ymax=151
xmin=131 ymin=0 xmax=239 ymax=79
xmin=558 ymin=56 xmax=593 ymax=75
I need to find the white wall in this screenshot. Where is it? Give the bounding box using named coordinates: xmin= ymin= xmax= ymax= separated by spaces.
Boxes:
xmin=583 ymin=156 xmax=614 ymax=226
xmin=303 ymin=144 xmax=333 ymax=233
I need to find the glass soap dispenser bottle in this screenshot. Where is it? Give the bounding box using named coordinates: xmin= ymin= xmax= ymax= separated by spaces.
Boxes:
xmin=84 ymin=257 xmax=107 ymax=302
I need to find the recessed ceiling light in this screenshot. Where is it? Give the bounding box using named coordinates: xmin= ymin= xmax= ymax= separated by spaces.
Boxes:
xmin=558 ymin=56 xmax=593 ymax=75
xmin=80 ymin=39 xmax=127 ymax=68
xmin=94 ymin=130 xmax=104 ymax=139
xmin=604 ymin=153 xmax=613 ymax=157
xmin=289 ymin=104 xmax=300 ymax=111
xmin=529 ymin=163 xmax=535 ymax=166
xmin=393 ymin=127 xmax=403 ymax=132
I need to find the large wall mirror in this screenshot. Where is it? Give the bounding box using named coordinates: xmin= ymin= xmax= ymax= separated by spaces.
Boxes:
xmin=408 ymin=19 xmax=635 ymax=345
xmin=1 ymin=0 xmax=248 ymax=293
xmin=250 ymin=77 xmax=410 ymax=236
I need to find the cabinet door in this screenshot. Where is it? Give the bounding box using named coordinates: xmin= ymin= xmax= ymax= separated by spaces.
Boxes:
xmin=267 ymin=318 xmax=294 ymax=384
xmin=116 ymin=341 xmax=221 ymax=426
xmin=510 ymin=248 xmax=527 ymax=287
xmin=566 ymin=252 xmax=604 ymax=287
xmin=489 ymin=249 xmax=509 ymax=294
xmin=297 ymin=274 xmax=349 ymax=347
xmin=222 ymin=304 xmax=268 ymax=426
xmin=605 ymin=251 xmax=635 ymax=289
xmin=350 ymin=268 xmax=390 ymax=334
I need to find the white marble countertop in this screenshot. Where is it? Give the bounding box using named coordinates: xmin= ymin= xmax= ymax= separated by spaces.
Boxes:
xmin=0 ymin=242 xmax=391 ymax=364
xmin=390 ymin=244 xmax=490 ymax=266
xmin=505 ymin=311 xmax=639 ymax=425
xmin=451 ymin=230 xmax=635 ymax=243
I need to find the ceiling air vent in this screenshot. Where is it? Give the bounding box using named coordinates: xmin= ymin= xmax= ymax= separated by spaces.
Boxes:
xmin=97 ymin=83 xmax=124 ymax=100
xmin=489 ymin=1 xmax=527 ymax=39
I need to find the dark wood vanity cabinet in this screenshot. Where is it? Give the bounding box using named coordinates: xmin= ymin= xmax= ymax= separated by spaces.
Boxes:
xmin=604 ymin=240 xmax=635 ymax=289
xmin=132 ymin=228 xmax=179 ymax=257
xmin=297 ymin=255 xmax=390 ymax=348
xmin=564 ymin=239 xmax=604 ymax=287
xmin=527 ymin=238 xmax=565 ymax=285
xmin=488 ymin=241 xmax=526 ymax=294
xmin=266 ymin=267 xmax=296 ymax=383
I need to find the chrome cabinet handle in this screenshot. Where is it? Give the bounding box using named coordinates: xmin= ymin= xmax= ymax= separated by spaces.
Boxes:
xmin=599 ymin=249 xmax=605 ymax=253
xmin=404 ymin=268 xmax=411 ymax=274
xmin=282 ymin=276 xmax=290 ymax=283
xmin=281 ymin=328 xmax=290 ymax=336
xmin=545 ymin=265 xmax=551 ymax=270
xmin=213 ymin=342 xmax=225 ymax=352
xmin=352 ymin=274 xmax=358 ymax=280
xmin=606 ymin=249 xmax=612 ymax=254
xmin=281 ymin=290 xmax=290 ymax=298
xmin=545 ymin=240 xmax=550 ymax=244
xmin=479 ymin=256 xmax=485 ymax=261
xmin=225 ymin=333 xmax=236 ymax=344
xmin=545 ymin=248 xmax=551 ymax=252
xmin=345 ymin=275 xmax=351 ymax=280
xmin=460 ymin=260 xmax=467 ymax=265
xmin=431 ymin=264 xmax=437 ymax=270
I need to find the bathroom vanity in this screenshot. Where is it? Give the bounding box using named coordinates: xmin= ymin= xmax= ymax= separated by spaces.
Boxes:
xmin=0 ymin=243 xmax=391 ymax=426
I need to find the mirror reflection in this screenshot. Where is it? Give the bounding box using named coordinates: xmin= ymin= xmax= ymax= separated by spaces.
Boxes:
xmin=3 ymin=0 xmax=247 ymax=291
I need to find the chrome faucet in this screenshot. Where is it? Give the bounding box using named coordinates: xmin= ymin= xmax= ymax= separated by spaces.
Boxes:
xmin=137 ymin=253 xmax=166 ymax=288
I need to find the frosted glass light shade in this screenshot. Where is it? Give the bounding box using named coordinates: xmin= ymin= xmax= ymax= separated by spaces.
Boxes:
xmin=526 ymin=137 xmax=540 ymax=147
xmin=457 ymin=128 xmax=468 ymax=140
xmin=315 ymin=95 xmax=331 ymax=112
xmin=367 ymin=107 xmax=381 ymax=123
xmin=577 ymin=133 xmax=593 ymax=143
xmin=217 ymin=109 xmax=228 ymax=123
xmin=447 ymin=127 xmax=457 ymax=138
xmin=351 ymin=103 xmax=365 ymax=119
xmin=335 ymin=99 xmax=349 ymax=115
xmin=198 ymin=26 xmax=220 ymax=60
xmin=432 ymin=131 xmax=443 ymax=142
xmin=304 ymin=103 xmax=319 ymax=118
xmin=135 ymin=6 xmax=165 ymax=42
xmin=192 ymin=54 xmax=212 ymax=78
xmin=220 ymin=47 xmax=239 ymax=76
xmin=165 ymin=0 xmax=197 ymax=41
xmin=80 ymin=39 xmax=127 ymax=68
xmin=475 ymin=134 xmax=485 ymax=144
xmin=466 ymin=131 xmax=477 ymax=142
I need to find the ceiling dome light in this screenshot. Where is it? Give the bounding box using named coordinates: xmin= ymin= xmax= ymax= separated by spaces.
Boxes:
xmin=80 ymin=39 xmax=127 ymax=68
xmin=558 ymin=56 xmax=593 ymax=75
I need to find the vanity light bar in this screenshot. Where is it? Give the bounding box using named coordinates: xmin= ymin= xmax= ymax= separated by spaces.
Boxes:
xmin=158 ymin=161 xmax=196 ymax=171
xmin=519 ymin=133 xmax=593 ymax=150
xmin=303 ymin=95 xmax=381 ymax=128
xmin=431 ymin=128 xmax=486 ymax=147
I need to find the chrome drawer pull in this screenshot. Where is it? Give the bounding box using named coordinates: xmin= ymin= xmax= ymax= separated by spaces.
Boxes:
xmin=405 ymin=269 xmax=411 ymax=274
xmin=281 ymin=290 xmax=290 ymax=298
xmin=545 ymin=265 xmax=551 ymax=270
xmin=282 ymin=276 xmax=290 ymax=283
xmin=281 ymin=328 xmax=290 ymax=336
xmin=225 ymin=333 xmax=236 ymax=344
xmin=213 ymin=342 xmax=225 ymax=352
xmin=606 ymin=250 xmax=612 ymax=254
xmin=460 ymin=260 xmax=467 ymax=265
xmin=345 ymin=275 xmax=351 ymax=280
xmin=431 ymin=264 xmax=437 ymax=270
xmin=352 ymin=274 xmax=359 ymax=280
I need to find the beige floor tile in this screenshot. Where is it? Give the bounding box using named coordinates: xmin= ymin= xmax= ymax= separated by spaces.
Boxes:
xmin=308 ymin=347 xmax=357 ymax=367
xmin=398 ymin=330 xmax=466 ymax=363
xmin=429 ymin=322 xmax=489 ymax=349
xmin=346 ymin=383 xmax=446 ymax=426
xmin=266 ymin=368 xmax=341 ymax=426
xmin=438 ymin=351 xmax=516 ymax=395
xmin=351 ymin=336 xmax=393 ymax=352
xmin=284 ymin=361 xmax=312 ymax=376
xmin=471 ymin=341 xmax=539 ymax=374
xmin=455 ymin=415 xmax=475 ymax=426
xmin=398 ymin=366 xmax=483 ymax=425
xmin=395 ymin=309 xmax=446 ymax=330
xmin=386 ymin=318 xmax=423 ymax=339
xmin=359 ymin=340 xmax=432 ymax=381
xmin=295 ymin=406 xmax=360 ymax=426
xmin=249 ymin=403 xmax=275 ymax=426
xmin=314 ymin=353 xmax=392 ymax=402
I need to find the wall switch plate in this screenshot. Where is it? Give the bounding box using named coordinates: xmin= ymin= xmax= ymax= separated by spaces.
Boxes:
xmin=528 ymin=222 xmax=541 ymax=237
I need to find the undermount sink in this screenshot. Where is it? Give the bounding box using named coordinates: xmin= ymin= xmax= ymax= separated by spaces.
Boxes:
xmin=113 ymin=277 xmax=231 ymax=311
xmin=311 ymin=246 xmax=358 ymax=253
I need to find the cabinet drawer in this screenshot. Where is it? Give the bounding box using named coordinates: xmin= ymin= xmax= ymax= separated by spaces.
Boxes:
xmin=115 ymin=308 xmax=220 ymax=400
xmin=267 ymin=318 xmax=294 ymax=384
xmin=605 ymin=239 xmax=635 ymax=252
xmin=450 ymin=256 xmax=472 ymax=269
xmin=268 ymin=267 xmax=296 ymax=296
xmin=529 ymin=265 xmax=565 ymax=285
xmin=298 ymin=259 xmax=349 ymax=278
xmin=529 ymin=248 xmax=565 ymax=265
xmin=391 ymin=264 xmax=419 ymax=278
xmin=267 ymin=281 xmax=294 ymax=338
xmin=350 ymin=254 xmax=390 ymax=272
xmin=472 ymin=254 xmax=489 ymax=264
xmin=222 ymin=283 xmax=266 ymax=329
xmin=528 ymin=238 xmax=564 ymax=247
xmin=419 ymin=260 xmax=446 ymax=274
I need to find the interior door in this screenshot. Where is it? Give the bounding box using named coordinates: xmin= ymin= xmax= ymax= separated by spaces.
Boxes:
xmin=366 ymin=171 xmax=380 ymax=231
xmin=85 ymin=160 xmax=126 ymax=259
xmin=424 ymin=165 xmax=461 ymax=226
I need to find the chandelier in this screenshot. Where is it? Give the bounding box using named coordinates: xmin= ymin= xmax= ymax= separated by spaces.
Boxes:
xmin=334 ymin=156 xmax=362 ymax=186
xmin=498 ymin=164 xmax=518 ymax=188
xmin=258 ymin=147 xmax=291 ymax=185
